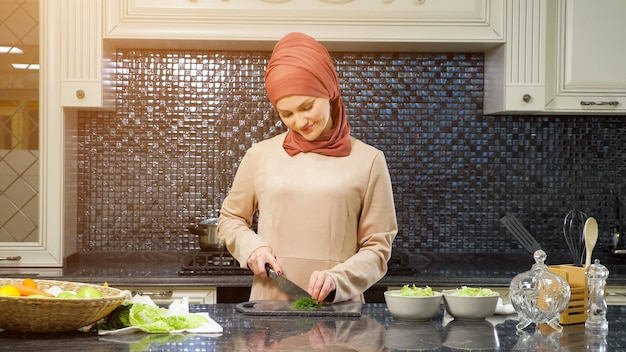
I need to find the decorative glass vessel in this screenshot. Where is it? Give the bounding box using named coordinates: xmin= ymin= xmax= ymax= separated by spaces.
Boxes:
xmin=509 ymin=250 xmax=571 ymax=332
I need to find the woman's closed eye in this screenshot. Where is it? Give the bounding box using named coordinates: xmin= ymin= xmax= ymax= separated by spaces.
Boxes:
xmin=278 ymin=101 xmax=315 ymax=118
xmin=279 ymin=111 xmax=293 ymax=118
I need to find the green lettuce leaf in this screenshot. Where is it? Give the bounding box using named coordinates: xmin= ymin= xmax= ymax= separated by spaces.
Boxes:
xmin=99 ymin=295 xmax=209 ymax=333
xmin=452 ymin=286 xmax=497 ymax=297
xmin=127 ymin=302 xmax=208 ymax=333
xmin=393 ymin=284 xmax=434 ymax=297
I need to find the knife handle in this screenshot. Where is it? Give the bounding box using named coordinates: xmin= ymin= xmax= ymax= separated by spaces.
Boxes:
xmin=264 ymin=263 xmax=273 ymax=276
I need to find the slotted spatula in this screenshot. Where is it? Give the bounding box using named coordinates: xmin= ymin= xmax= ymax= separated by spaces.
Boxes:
xmin=500 ymin=213 xmax=542 ymax=254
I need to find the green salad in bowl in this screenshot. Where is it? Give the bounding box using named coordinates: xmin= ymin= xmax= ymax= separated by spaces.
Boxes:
xmin=448 ymin=286 xmax=498 ymax=297
xmin=384 ymin=285 xmax=442 ymax=321
xmin=442 ymin=286 xmax=500 ymax=320
xmin=390 ymin=284 xmax=436 ymax=297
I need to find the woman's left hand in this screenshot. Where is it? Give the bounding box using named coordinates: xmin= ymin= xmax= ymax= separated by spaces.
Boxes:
xmin=308 ymin=271 xmax=336 ymax=302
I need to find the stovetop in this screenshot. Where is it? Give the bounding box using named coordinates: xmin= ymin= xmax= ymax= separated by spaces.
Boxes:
xmin=178 ymin=251 xmax=251 ymax=276
xmin=177 ymin=250 xmax=414 ymax=276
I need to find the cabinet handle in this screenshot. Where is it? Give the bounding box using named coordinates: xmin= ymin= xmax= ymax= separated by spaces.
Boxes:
xmin=131 ymin=290 xmax=173 ymax=298
xmin=0 ymin=256 xmax=21 ymax=262
xmin=580 ymin=100 xmax=619 ymax=107
xmin=75 ymin=89 xmax=85 ymax=99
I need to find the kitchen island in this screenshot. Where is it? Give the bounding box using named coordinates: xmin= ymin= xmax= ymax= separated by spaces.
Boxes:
xmin=1 ymin=303 xmax=625 ymax=351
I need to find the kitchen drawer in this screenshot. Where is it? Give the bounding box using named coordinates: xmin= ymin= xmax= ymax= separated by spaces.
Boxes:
xmin=120 ymin=286 xmax=216 ymax=305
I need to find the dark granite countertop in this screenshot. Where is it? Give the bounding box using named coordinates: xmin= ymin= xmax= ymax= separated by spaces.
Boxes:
xmin=47 ymin=251 xmax=626 ymax=290
xmin=58 ymin=252 xmax=253 ymax=288
xmin=0 ymin=303 xmax=623 ymax=351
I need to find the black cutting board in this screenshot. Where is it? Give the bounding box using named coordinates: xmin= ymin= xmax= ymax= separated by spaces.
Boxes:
xmin=235 ymin=300 xmax=362 ymax=317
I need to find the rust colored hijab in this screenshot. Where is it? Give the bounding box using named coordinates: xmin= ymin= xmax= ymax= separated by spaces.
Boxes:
xmin=264 ymin=32 xmax=351 ymax=157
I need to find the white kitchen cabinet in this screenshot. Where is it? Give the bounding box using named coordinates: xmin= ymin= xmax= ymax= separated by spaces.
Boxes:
xmin=484 ymin=0 xmax=546 ymax=114
xmin=0 ymin=1 xmax=63 ymax=267
xmin=58 ymin=0 xmax=115 ymax=109
xmin=120 ymin=286 xmax=217 ymax=305
xmin=104 ymin=0 xmax=504 ymax=51
xmin=2 ymin=0 xmax=105 ymax=268
xmin=485 ymin=0 xmax=626 ymax=114
xmin=544 ymin=0 xmax=626 ymax=113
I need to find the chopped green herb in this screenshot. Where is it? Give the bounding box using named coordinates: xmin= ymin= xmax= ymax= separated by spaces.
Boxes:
xmin=293 ymin=297 xmax=320 ymax=310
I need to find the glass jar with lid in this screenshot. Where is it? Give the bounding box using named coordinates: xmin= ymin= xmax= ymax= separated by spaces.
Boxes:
xmin=509 ymin=250 xmax=571 ymax=332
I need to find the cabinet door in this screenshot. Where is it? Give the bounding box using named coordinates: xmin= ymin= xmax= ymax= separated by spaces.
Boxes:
xmin=123 ymin=287 xmax=217 ymax=305
xmin=59 ymin=0 xmax=114 ymax=108
xmin=545 ymin=0 xmax=626 ymax=113
xmin=484 ymin=0 xmax=546 ymax=114
xmin=105 ymin=0 xmax=504 ymax=49
xmin=0 ymin=0 xmax=62 ymax=267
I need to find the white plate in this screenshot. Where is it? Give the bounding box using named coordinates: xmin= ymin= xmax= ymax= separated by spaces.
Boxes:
xmin=98 ymin=313 xmax=223 ymax=335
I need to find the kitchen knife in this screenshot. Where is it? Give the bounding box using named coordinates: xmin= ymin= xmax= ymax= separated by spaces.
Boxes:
xmin=265 ymin=263 xmax=312 ymax=300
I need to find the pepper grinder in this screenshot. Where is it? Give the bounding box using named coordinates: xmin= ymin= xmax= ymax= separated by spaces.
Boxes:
xmin=585 ymin=259 xmax=609 ymax=331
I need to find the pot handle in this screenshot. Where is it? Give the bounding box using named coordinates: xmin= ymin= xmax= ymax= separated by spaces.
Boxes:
xmin=187 ymin=224 xmax=204 ymax=236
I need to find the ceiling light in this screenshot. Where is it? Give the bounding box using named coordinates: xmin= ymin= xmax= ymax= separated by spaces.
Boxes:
xmin=11 ymin=63 xmax=39 ymax=70
xmin=0 ymin=46 xmax=24 ymax=54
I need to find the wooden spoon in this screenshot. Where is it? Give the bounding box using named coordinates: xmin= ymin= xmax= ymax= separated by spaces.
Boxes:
xmin=584 ymin=217 xmax=599 ymax=268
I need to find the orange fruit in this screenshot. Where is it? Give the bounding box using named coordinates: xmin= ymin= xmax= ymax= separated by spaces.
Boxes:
xmin=22 ymin=278 xmax=38 ymax=290
xmin=0 ymin=285 xmax=21 ymax=297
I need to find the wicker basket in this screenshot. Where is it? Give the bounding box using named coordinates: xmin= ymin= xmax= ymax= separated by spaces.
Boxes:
xmin=0 ymin=278 xmax=129 ymax=333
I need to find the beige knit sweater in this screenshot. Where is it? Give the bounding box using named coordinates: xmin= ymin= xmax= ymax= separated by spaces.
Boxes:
xmin=217 ymin=132 xmax=398 ymax=303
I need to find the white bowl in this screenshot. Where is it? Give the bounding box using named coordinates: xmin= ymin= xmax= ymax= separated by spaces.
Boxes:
xmin=442 ymin=289 xmax=499 ymax=320
xmin=384 ymin=290 xmax=442 ymax=321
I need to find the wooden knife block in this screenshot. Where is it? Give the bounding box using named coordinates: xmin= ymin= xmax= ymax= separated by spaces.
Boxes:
xmin=548 ymin=265 xmax=588 ymax=325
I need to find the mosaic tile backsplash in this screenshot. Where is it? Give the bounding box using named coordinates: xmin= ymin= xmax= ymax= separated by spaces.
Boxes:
xmin=76 ymin=49 xmax=626 ymax=256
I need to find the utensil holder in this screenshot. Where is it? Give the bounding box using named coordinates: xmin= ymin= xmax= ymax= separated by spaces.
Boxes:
xmin=548 ymin=265 xmax=588 ymax=325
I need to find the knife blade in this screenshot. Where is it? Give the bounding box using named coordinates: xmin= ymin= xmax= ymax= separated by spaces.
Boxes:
xmin=265 ymin=263 xmax=312 ymax=300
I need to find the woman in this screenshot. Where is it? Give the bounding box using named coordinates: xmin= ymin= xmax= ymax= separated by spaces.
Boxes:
xmin=217 ymin=32 xmax=397 ymax=303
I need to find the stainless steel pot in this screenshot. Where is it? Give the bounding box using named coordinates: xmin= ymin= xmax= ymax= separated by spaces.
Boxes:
xmin=187 ymin=217 xmax=224 ymax=251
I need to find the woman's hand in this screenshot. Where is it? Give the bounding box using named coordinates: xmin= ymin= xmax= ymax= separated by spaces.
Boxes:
xmin=247 ymin=246 xmax=281 ymax=278
xmin=308 ymin=271 xmax=336 ymax=302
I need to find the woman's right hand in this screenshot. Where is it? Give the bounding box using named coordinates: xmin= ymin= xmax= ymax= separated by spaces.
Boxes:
xmin=247 ymin=246 xmax=282 ymax=278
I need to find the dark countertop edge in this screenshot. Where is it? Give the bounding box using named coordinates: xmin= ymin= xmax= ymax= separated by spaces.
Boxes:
xmin=26 ymin=274 xmax=626 ymax=289
xmin=23 ymin=274 xmax=512 ymax=288
xmin=37 ymin=275 xmax=255 ymax=288
xmin=11 ymin=251 xmax=623 ymax=288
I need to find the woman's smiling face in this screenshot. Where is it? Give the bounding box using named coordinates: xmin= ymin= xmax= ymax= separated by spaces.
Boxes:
xmin=275 ymin=95 xmax=332 ymax=141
